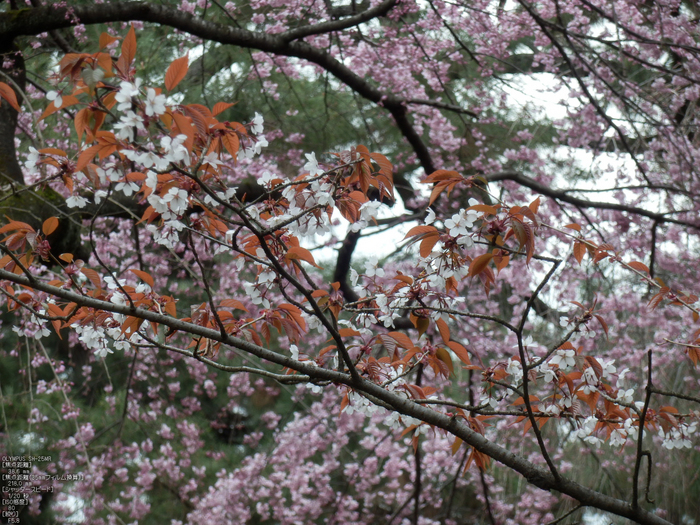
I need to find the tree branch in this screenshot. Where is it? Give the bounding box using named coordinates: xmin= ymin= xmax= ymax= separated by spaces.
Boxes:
xmin=280 ymin=0 xmax=397 ymax=42
xmin=486 ymin=170 xmax=700 ymax=229
xmin=0 ymin=267 xmax=674 ymax=525
xmin=0 ymin=1 xmax=437 ymax=177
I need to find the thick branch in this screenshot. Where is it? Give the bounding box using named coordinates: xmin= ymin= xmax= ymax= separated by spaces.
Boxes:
xmin=280 ymin=0 xmax=397 ymax=42
xmin=0 ymin=268 xmax=673 ymax=525
xmin=0 ymin=2 xmax=438 ymax=176
xmin=487 ymin=170 xmax=700 ymax=229
xmin=0 ymin=41 xmax=25 ymax=184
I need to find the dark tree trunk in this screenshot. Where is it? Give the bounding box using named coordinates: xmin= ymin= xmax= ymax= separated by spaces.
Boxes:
xmin=0 ymin=40 xmax=25 ymax=185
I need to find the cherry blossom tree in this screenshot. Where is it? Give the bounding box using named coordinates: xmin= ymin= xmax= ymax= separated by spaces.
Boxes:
xmin=0 ymin=1 xmax=699 ymax=524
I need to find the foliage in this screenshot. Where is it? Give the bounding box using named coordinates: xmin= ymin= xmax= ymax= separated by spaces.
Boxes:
xmin=0 ymin=1 xmax=699 ymax=525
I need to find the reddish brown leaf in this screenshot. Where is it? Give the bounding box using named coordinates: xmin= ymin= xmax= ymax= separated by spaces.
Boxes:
xmin=211 ymin=101 xmax=234 ymax=116
xmin=446 ymin=341 xmax=471 ymax=365
xmin=430 ymin=348 xmax=454 ymax=378
xmin=46 ymin=302 xmax=65 ymax=338
xmin=436 ymin=318 xmax=450 ymax=343
xmin=573 ymin=241 xmax=586 ymax=264
xmin=421 ymin=169 xmax=461 ymax=183
xmin=648 ymin=291 xmax=665 ymax=310
xmin=0 ymin=219 xmax=34 ymax=235
xmin=467 ymin=204 xmax=499 ymax=215
xmin=42 ymin=217 xmax=59 ymax=236
xmin=410 ymin=314 xmax=430 ymax=338
xmin=74 ymin=108 xmax=91 ymax=143
xmin=76 ymin=144 xmax=103 ymax=172
xmin=584 ymin=356 xmax=603 ymax=379
xmin=386 ymin=331 xmax=414 ymax=349
xmin=627 ymin=261 xmax=650 ymax=274
xmin=286 ymin=246 xmax=322 ymax=268
xmin=171 ymin=112 xmax=196 ymax=149
xmin=403 ymin=225 xmax=438 ymax=240
xmin=99 ymin=32 xmax=119 ymax=50
xmin=0 ymin=81 xmax=21 ymax=112
xmin=419 ymin=233 xmax=440 ymax=258
xmin=451 ymin=437 xmax=463 ymax=455
xmin=434 ymin=348 xmax=454 ymax=377
xmin=511 ymin=395 xmax=540 ymax=406
xmin=221 ymin=132 xmax=240 ymax=160
xmin=39 ymin=101 xmax=61 ymax=121
xmin=594 ymin=314 xmax=609 ymax=338
xmin=129 ymin=268 xmax=155 ymax=288
xmin=338 ymin=327 xmax=361 ymax=337
xmin=121 ymin=315 xmax=144 ymax=337
xmin=119 ymin=26 xmax=137 ymax=72
xmin=80 ymin=267 xmax=102 ymax=289
xmin=528 ymin=196 xmax=541 ymax=215
xmin=219 ymin=298 xmax=247 ymax=311
xmin=687 ymin=347 xmax=700 ymax=366
xmin=468 ymin=253 xmax=493 ymax=277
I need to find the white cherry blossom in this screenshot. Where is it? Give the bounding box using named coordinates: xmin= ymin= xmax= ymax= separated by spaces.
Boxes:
xmin=251 ymin=112 xmax=264 ymax=134
xmin=303 ymin=152 xmax=324 ymax=177
xmin=506 ymin=358 xmax=523 ymax=381
xmin=163 ymin=187 xmax=189 ymax=215
xmin=46 ymin=90 xmax=62 ymax=109
xmin=114 ymin=111 xmax=145 ymax=141
xmin=617 ymin=387 xmax=634 ymax=405
xmin=550 ymin=348 xmax=576 ymax=370
xmin=115 ymin=179 xmax=139 ymax=197
xmin=538 ymin=362 xmax=557 ymax=383
xmin=144 ymin=87 xmax=166 ymax=116
xmin=25 ymin=147 xmax=40 ymax=169
xmin=66 ymin=195 xmax=87 ymax=208
xmin=115 ymin=79 xmax=142 ymax=112
xmin=365 ymin=256 xmax=384 ymax=278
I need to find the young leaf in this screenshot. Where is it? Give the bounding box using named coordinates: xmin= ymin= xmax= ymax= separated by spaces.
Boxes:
xmin=451 ymin=437 xmax=463 ymax=455
xmin=221 ymin=132 xmax=240 ymax=159
xmin=339 ymin=327 xmax=361 ymax=337
xmin=386 ymin=331 xmax=414 ymax=349
xmin=403 ymin=225 xmax=438 ymax=240
xmin=419 ymin=233 xmax=440 ymax=258
xmin=446 ymin=341 xmax=471 ymax=366
xmin=219 ymin=298 xmax=248 ymax=311
xmin=435 ymin=347 xmax=454 ymax=376
xmin=468 ymin=253 xmax=493 ymax=277
xmin=467 ymin=204 xmax=499 ymax=215
xmin=0 ymin=82 xmax=21 ymax=112
xmin=212 ymin=101 xmax=235 ymax=116
xmin=80 ymin=267 xmax=102 ymax=289
xmin=436 ymin=317 xmax=450 ymax=343
xmin=164 ymin=54 xmax=189 ymax=91
xmin=286 ymin=246 xmax=323 ymax=268
xmin=118 ymin=26 xmax=137 ymax=72
xmin=42 ymin=217 xmax=59 ymax=236
xmin=627 ymin=261 xmax=649 ymax=274
xmin=99 ymin=32 xmax=119 ymax=50
xmin=129 ymin=269 xmax=155 ymax=288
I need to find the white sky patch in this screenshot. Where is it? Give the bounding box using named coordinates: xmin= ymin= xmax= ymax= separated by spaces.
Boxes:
xmin=53 ymin=493 xmax=85 ymax=523
xmin=308 ymin=70 xmax=640 ymax=265
xmin=500 ymin=72 xmax=574 ymax=122
xmin=582 ymin=510 xmax=613 ymax=525
xmin=188 ymin=43 xmax=205 ymax=63
xmin=312 ymin=197 xmax=414 ymax=265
